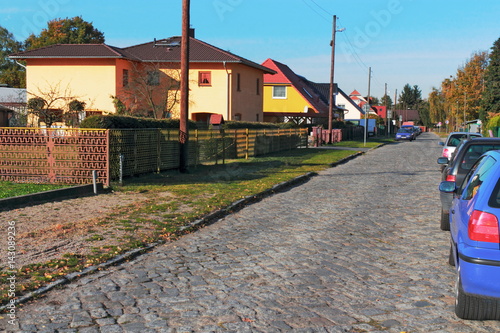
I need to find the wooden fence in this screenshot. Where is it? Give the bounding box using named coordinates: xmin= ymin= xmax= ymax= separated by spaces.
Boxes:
xmin=0 ymin=127 xmax=307 ymax=185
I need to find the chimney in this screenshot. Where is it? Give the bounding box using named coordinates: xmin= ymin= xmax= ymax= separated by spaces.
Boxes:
xmin=189 ymin=28 xmax=195 ymax=38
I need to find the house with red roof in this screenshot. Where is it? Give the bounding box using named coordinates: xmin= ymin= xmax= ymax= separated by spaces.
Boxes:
xmin=10 ymin=30 xmax=275 ymax=126
xmin=261 ymin=58 xmax=363 ymax=124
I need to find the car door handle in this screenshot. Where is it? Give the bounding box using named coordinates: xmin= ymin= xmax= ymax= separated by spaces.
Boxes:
xmin=451 ymin=209 xmax=455 ymax=214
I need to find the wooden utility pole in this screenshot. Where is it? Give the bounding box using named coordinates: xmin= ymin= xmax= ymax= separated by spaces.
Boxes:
xmin=364 ymin=67 xmax=371 ymax=146
xmin=179 ymin=0 xmax=190 ymax=173
xmin=328 ymin=15 xmax=337 ymax=131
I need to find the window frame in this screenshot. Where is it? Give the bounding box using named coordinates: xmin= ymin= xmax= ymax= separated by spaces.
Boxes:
xmin=272 ymin=85 xmax=287 ymax=99
xmin=199 ymin=71 xmax=212 ymax=86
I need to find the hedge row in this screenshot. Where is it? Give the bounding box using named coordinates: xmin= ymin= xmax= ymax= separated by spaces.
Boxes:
xmin=80 ymin=115 xmax=198 ymax=129
xmin=80 ymin=115 xmax=305 ymax=130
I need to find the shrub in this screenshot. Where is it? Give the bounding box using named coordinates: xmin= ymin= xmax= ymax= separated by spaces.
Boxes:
xmin=80 ymin=115 xmax=197 ymax=129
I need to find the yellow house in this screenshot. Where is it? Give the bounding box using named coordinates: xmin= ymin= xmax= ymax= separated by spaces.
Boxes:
xmin=10 ymin=31 xmax=275 ymax=126
xmin=262 ymin=58 xmax=329 ymax=124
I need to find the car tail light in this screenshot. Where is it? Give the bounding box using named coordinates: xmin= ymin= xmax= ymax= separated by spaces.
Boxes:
xmin=446 ymin=174 xmax=456 ymax=182
xmin=468 ymin=210 xmax=500 ymax=243
xmin=443 ymin=149 xmax=450 ymax=158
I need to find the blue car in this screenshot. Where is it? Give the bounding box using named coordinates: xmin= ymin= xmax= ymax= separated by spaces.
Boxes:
xmin=395 ymin=127 xmax=415 ymax=141
xmin=440 ymin=150 xmax=500 ymax=320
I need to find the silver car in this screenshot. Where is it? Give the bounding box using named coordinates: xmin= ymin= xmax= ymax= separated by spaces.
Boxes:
xmin=439 ymin=132 xmax=482 ymax=160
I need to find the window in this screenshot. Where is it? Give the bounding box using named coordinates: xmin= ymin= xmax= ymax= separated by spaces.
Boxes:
xmin=199 ymin=71 xmax=211 ymax=86
xmin=147 ymin=71 xmax=160 ymax=86
xmin=461 ymin=156 xmax=496 ymax=200
xmin=234 ymin=113 xmax=242 ymax=121
xmin=273 ymin=86 xmax=286 ymax=99
xmin=237 ymin=73 xmax=241 ymax=91
xmin=122 ymin=69 xmax=129 ymax=87
xmin=256 ymin=78 xmax=260 ymax=95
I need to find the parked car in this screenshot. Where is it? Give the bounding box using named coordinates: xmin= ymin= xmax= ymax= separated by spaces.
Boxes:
xmin=395 ymin=127 xmax=415 ymax=141
xmin=439 ymin=150 xmax=500 ymax=320
xmin=413 ymin=126 xmax=422 ymax=136
xmin=437 ymin=138 xmax=500 ymax=230
xmin=439 ymin=132 xmax=482 ymax=159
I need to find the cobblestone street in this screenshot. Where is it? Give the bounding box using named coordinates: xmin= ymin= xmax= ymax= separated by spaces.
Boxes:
xmin=4 ymin=132 xmax=500 ymax=332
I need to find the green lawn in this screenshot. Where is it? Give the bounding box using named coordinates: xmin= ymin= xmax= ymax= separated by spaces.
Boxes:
xmin=0 ymin=181 xmax=69 ymax=199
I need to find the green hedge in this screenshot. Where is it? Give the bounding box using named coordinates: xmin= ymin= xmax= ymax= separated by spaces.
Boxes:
xmin=222 ymin=121 xmax=301 ymax=129
xmin=80 ymin=115 xmax=198 ymax=129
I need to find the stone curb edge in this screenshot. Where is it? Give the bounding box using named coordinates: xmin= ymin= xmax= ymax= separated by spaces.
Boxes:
xmin=1 ymin=148 xmax=371 ymax=311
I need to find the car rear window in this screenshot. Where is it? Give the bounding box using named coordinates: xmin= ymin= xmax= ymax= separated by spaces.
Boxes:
xmin=459 ymin=145 xmax=500 ymax=171
xmin=447 ymin=134 xmax=481 ymax=147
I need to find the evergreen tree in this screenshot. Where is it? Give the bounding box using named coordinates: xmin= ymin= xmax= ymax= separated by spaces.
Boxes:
xmin=480 ymin=37 xmax=500 ymax=122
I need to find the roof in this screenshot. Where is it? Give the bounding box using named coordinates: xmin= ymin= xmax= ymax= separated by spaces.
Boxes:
xmin=10 ymin=37 xmax=276 ymax=74
xmin=262 ymin=58 xmax=328 ymax=114
xmin=9 ymin=44 xmax=140 ymax=60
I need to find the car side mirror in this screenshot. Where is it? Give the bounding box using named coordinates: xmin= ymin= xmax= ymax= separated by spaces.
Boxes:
xmin=439 ymin=142 xmax=444 ymax=146
xmin=437 ymin=157 xmax=449 ymax=165
xmin=439 ymin=181 xmax=456 ymax=193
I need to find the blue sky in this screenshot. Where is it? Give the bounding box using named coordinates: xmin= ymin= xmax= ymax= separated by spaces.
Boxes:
xmin=1 ymin=0 xmax=499 ymax=99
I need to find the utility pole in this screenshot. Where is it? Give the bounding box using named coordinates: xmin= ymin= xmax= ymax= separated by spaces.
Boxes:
xmin=328 ymin=15 xmax=345 ymax=132
xmin=364 ymin=67 xmax=371 ymax=147
xmin=394 ymin=88 xmax=397 ymax=127
xmin=384 ymin=83 xmax=388 ymax=136
xmin=179 ymin=0 xmax=190 ymax=173
xmin=328 ymin=15 xmax=337 ymax=132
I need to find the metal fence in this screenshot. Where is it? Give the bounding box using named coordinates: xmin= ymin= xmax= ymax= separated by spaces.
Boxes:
xmin=0 ymin=127 xmax=109 ymax=185
xmin=0 ymin=127 xmax=308 ymax=185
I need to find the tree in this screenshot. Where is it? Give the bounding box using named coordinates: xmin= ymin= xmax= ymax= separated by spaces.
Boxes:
xmin=0 ymin=26 xmax=25 ymax=87
xmin=380 ymin=94 xmax=393 ymax=109
xmin=429 ymin=87 xmax=446 ymax=124
xmin=481 ymin=37 xmax=500 ymax=123
xmin=121 ymin=62 xmax=183 ymax=119
xmin=25 ymin=16 xmax=105 ymax=50
xmin=27 ymin=82 xmax=79 ymax=127
xmin=399 ymin=84 xmax=422 ymax=109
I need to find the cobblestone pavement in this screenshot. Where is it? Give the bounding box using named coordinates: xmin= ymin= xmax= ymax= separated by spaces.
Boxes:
xmin=4 ymin=132 xmax=500 ymax=332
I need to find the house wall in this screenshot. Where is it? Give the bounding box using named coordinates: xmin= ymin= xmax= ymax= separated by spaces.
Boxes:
xmin=337 ymin=93 xmax=363 ymax=119
xmin=228 ymin=64 xmax=264 ymax=122
xmin=263 ymin=84 xmax=312 ymax=113
xmin=26 ymin=58 xmax=117 ymax=112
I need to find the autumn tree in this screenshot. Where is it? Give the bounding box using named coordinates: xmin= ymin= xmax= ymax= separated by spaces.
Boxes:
xmin=481 ymin=37 xmax=500 ymax=122
xmin=25 ymin=16 xmax=105 ymax=50
xmin=428 ymin=87 xmax=446 ymax=124
xmin=0 ymin=26 xmax=25 ymax=87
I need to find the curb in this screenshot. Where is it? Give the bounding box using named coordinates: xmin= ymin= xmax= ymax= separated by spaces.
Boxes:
xmin=1 ymin=148 xmax=370 ymax=311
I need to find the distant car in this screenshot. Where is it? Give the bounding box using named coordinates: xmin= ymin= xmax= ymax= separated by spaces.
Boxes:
xmin=395 ymin=127 xmax=415 ymax=141
xmin=439 ymin=132 xmax=482 ymax=159
xmin=437 ymin=138 xmax=500 ymax=230
xmin=413 ymin=126 xmax=422 ymax=136
xmin=439 ymin=150 xmax=500 ymax=320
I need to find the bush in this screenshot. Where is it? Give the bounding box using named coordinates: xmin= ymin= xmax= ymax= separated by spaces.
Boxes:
xmin=80 ymin=115 xmax=197 ymax=129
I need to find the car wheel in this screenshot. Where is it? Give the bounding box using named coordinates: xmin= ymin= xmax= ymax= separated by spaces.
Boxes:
xmin=440 ymin=210 xmax=450 ymax=231
xmin=455 ymin=269 xmax=500 ymax=320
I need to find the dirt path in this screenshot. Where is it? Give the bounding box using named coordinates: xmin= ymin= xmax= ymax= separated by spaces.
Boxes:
xmin=0 ymin=191 xmax=151 ymax=269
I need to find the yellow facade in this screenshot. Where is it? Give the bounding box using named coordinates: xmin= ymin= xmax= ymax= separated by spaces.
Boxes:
xmin=25 ymin=59 xmax=264 ymax=122
xmin=26 ymin=59 xmax=117 ymax=112
xmin=263 ymin=84 xmax=313 ymax=113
